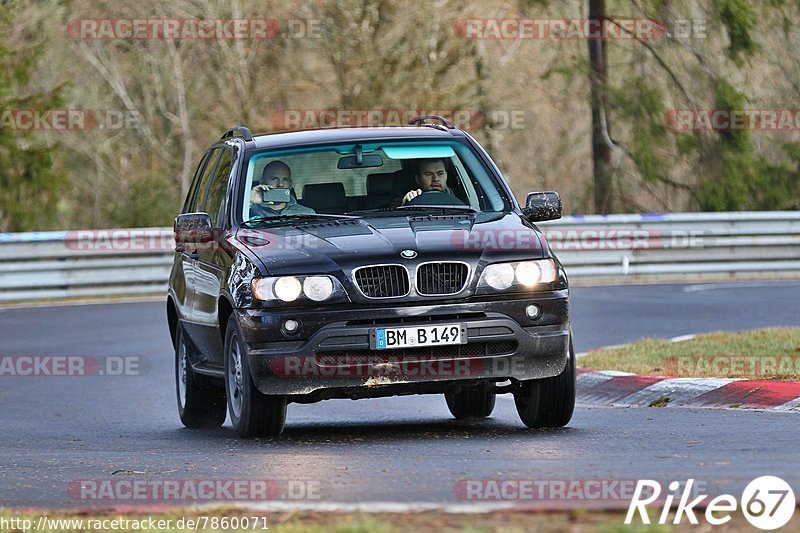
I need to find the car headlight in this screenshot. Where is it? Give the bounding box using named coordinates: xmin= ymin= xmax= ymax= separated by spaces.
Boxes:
xmin=274 ymin=276 xmax=302 ymax=302
xmin=303 ymin=276 xmax=334 ymax=301
xmin=477 ymin=259 xmax=558 ymax=293
xmin=482 ymin=263 xmax=515 ymax=290
xmin=514 ymin=261 xmax=542 ymax=286
xmin=252 ymin=275 xmax=347 ymax=304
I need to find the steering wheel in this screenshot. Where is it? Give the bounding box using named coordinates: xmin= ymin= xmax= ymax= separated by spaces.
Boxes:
xmin=404 ymin=190 xmax=466 ymax=207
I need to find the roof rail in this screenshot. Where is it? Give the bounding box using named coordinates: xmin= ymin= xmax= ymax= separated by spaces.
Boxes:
xmin=220 ymin=126 xmax=253 ymax=142
xmin=408 ymin=115 xmax=455 ymax=130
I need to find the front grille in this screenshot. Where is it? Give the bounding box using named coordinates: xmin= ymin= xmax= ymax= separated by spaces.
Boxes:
xmin=416 ymin=262 xmax=469 ymax=295
xmin=319 ymin=341 xmax=517 ymax=358
xmin=354 ymin=265 xmax=409 ymax=298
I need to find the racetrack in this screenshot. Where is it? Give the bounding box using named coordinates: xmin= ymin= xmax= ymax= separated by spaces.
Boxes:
xmin=1 ymin=281 xmax=799 ymax=508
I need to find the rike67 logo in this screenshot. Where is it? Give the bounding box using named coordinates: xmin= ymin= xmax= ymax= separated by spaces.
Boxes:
xmin=626 ymin=476 xmax=795 ymax=530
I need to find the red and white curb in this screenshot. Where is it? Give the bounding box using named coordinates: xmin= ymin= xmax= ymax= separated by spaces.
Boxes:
xmin=575 ymin=333 xmax=800 ymax=411
xmin=576 ymin=369 xmax=800 ymax=411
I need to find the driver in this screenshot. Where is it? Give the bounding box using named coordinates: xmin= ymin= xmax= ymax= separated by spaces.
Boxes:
xmin=249 ymin=161 xmax=315 ymax=217
xmin=401 ymin=158 xmax=454 ymax=204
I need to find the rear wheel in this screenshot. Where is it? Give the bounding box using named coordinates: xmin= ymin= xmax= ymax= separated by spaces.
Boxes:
xmin=514 ymin=338 xmax=576 ymax=429
xmin=224 ymin=318 xmax=286 ymax=438
xmin=445 ymin=387 xmax=496 ymax=419
xmin=175 ymin=325 xmax=227 ymax=428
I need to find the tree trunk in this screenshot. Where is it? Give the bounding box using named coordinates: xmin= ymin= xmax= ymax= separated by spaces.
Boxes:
xmin=588 ymin=0 xmax=613 ymax=213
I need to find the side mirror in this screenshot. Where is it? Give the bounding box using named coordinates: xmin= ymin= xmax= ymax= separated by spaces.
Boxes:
xmin=523 ymin=191 xmax=562 ymax=222
xmin=174 ymin=213 xmax=213 ymax=252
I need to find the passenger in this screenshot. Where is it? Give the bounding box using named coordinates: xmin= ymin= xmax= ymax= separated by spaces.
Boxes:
xmin=250 ymin=161 xmax=315 ymax=216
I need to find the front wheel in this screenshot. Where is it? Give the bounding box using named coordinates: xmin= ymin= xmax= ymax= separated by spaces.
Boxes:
xmin=175 ymin=325 xmax=227 ymax=428
xmin=445 ymin=387 xmax=496 ymax=419
xmin=224 ymin=318 xmax=286 ymax=438
xmin=514 ymin=338 xmax=576 ymax=428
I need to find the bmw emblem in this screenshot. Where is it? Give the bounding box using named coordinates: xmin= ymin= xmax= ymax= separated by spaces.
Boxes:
xmin=400 ymin=250 xmax=417 ymax=259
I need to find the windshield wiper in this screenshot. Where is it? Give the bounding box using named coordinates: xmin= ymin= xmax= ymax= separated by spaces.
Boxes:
xmin=395 ymin=204 xmax=479 ymax=213
xmin=344 ymin=207 xmax=396 ymax=215
xmin=243 ymin=213 xmax=358 ymax=226
xmin=346 ymin=205 xmax=480 ymax=216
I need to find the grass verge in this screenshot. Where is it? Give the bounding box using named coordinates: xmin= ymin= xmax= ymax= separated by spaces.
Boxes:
xmin=579 ymin=327 xmax=800 ymax=379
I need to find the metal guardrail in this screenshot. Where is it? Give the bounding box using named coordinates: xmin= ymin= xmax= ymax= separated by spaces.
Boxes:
xmin=1 ymin=212 xmax=799 ymax=302
xmin=0 ymin=227 xmax=173 ymax=302
xmin=538 ymin=211 xmax=800 ymax=279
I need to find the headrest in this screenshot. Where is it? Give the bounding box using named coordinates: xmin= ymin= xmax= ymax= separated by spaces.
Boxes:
xmin=302 ymin=182 xmax=347 ymax=211
xmin=366 ymin=172 xmax=395 ymax=196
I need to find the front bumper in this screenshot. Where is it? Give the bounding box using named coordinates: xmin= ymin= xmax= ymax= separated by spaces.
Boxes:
xmin=236 ymin=290 xmax=570 ymax=398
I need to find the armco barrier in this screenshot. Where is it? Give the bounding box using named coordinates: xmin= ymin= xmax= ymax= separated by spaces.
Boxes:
xmin=0 ymin=228 xmax=173 ymax=302
xmin=538 ymin=211 xmax=800 ymax=278
xmin=0 ymin=212 xmax=799 ymax=302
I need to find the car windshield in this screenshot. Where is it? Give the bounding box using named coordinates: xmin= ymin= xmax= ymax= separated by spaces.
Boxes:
xmin=240 ymin=140 xmax=510 ymax=225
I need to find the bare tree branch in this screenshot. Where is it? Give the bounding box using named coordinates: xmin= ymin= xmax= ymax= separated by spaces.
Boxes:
xmin=75 ymin=41 xmax=171 ymax=160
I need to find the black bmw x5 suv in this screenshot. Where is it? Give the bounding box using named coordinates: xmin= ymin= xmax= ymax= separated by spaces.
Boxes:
xmin=167 ymin=116 xmax=574 ymax=438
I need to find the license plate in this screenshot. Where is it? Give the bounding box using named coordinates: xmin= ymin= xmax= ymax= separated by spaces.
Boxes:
xmin=373 ymin=324 xmax=465 ymax=350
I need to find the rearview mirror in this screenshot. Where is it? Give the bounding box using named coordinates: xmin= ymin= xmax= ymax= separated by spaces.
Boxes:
xmin=337 ymin=153 xmax=383 ymax=169
xmin=523 ymin=191 xmax=562 ymax=222
xmin=174 ymin=213 xmax=213 ymax=252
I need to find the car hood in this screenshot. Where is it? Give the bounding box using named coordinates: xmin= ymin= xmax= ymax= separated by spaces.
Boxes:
xmin=236 ymin=212 xmax=546 ymax=276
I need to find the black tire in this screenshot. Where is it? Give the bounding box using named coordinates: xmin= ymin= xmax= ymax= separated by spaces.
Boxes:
xmin=445 ymin=387 xmax=496 ymax=419
xmin=514 ymin=338 xmax=576 ymax=429
xmin=224 ymin=318 xmax=286 ymax=438
xmin=175 ymin=325 xmax=227 ymax=428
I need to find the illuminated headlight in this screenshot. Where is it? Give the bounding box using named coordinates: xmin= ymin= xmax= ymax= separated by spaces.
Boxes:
xmin=478 ymin=259 xmax=558 ymax=293
xmin=515 ymin=262 xmax=542 ymax=287
xmin=303 ymin=276 xmax=334 ymax=302
xmin=516 ymin=260 xmax=557 ymax=286
xmin=516 ymin=259 xmax=557 ymax=286
xmin=482 ymin=263 xmax=515 ymax=290
xmin=274 ymin=276 xmax=302 ymax=302
xmin=252 ymin=274 xmax=347 ymax=304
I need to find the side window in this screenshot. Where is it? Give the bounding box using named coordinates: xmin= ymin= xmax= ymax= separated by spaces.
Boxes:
xmin=183 ymin=151 xmax=211 ymax=213
xmin=205 ymin=148 xmax=233 ymax=227
xmin=191 ymin=148 xmax=221 ymax=212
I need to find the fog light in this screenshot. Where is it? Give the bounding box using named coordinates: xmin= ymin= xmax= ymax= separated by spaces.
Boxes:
xmin=282 ymin=319 xmax=300 ymax=335
xmin=525 ymin=304 xmax=542 ymax=320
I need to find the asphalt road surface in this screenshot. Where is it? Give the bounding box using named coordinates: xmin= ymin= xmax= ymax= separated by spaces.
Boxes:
xmin=1 ymin=281 xmax=799 ymax=508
